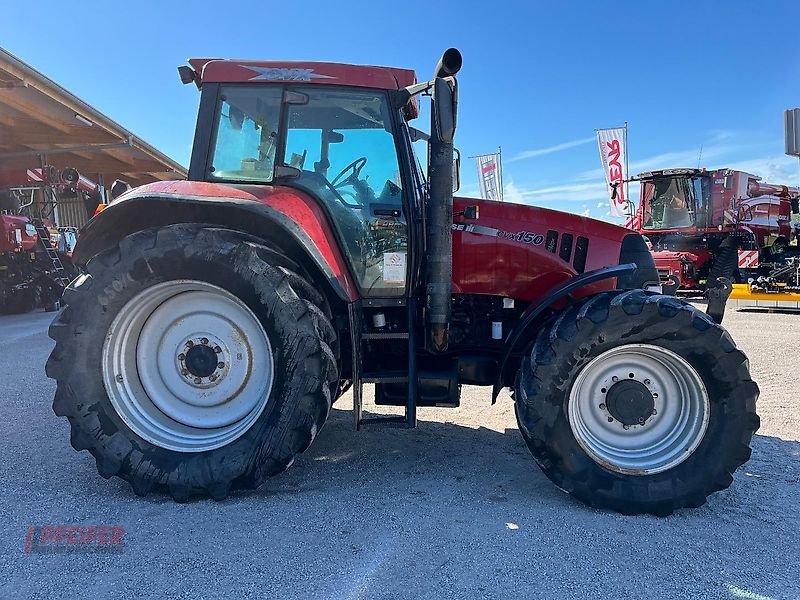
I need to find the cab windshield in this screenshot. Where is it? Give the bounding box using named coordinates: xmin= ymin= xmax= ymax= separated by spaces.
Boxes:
xmin=641 ymin=176 xmax=709 ymax=230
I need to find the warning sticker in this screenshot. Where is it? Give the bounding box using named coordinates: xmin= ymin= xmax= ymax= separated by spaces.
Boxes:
xmin=383 ymin=252 xmax=406 ymax=284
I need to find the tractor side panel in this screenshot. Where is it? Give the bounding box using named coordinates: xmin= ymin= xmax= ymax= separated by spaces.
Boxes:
xmin=452 ymin=197 xmax=629 ymax=303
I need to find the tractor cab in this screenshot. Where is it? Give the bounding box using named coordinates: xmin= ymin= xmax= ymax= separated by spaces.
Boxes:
xmin=182 ymin=59 xmax=445 ymax=300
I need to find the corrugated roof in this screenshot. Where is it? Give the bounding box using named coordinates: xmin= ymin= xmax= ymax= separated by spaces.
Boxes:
xmin=0 ymin=47 xmax=187 ymax=187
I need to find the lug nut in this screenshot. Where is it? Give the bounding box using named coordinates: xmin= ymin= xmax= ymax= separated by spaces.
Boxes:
xmin=217 ymin=362 xmax=225 ymax=369
xmin=638 ymin=417 xmax=645 ymax=424
xmin=186 ymin=340 xmax=194 ymax=348
xmin=652 ymin=409 xmax=658 ymax=416
xmin=209 ymin=374 xmax=218 ymax=382
xmin=181 ymin=369 xmax=188 ymax=376
xmin=607 ymin=416 xmax=614 ymax=423
xmin=599 ymin=403 xmax=606 ymax=410
xmin=178 ymin=353 xmax=185 ymax=361
xmin=194 ymin=377 xmax=202 ymax=384
xmin=644 ymin=378 xmax=651 ymax=385
xmin=623 ymin=424 xmax=630 ymax=430
xmin=628 ymin=372 xmax=635 ymax=378
xmin=201 ymin=337 xmax=209 ymax=345
xmin=653 ymin=393 xmax=659 ymax=399
xmin=611 ymin=376 xmax=619 ymax=382
xmin=214 ymin=346 xmax=222 ymax=354
xmin=601 ymin=387 xmax=607 ymax=394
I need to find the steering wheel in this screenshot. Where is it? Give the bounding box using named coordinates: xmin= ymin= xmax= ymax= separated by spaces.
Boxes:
xmin=331 ymin=157 xmax=368 ymax=189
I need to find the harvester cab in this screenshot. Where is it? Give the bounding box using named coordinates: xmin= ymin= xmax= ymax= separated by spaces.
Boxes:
xmin=47 ymin=49 xmax=759 ymax=515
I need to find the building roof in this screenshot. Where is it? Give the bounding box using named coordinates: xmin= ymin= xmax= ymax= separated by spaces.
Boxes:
xmin=0 ymin=47 xmax=187 ymax=188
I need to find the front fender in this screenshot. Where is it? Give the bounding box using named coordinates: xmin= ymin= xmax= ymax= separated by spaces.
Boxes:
xmin=492 ymin=262 xmax=638 ymax=401
xmin=76 ymin=181 xmax=358 ymax=303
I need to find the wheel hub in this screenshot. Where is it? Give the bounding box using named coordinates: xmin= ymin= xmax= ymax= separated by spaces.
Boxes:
xmin=605 ymin=379 xmax=655 ymax=426
xmin=184 ymin=344 xmax=218 ymax=378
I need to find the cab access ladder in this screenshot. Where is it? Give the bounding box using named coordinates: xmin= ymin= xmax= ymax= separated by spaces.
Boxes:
xmin=349 ymin=298 xmax=418 ymax=430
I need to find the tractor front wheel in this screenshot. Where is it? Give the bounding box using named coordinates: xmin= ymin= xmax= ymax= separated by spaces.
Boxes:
xmin=46 ymin=225 xmax=337 ymax=501
xmin=515 ymin=290 xmax=759 ymax=515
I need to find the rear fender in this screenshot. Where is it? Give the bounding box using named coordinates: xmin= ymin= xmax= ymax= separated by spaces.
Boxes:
xmin=74 ymin=189 xmax=358 ymax=304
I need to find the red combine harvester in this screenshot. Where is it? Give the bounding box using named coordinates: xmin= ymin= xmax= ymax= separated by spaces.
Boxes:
xmin=46 ymin=50 xmax=759 ymax=515
xmin=0 ymin=166 xmax=93 ymax=312
xmin=632 ymin=168 xmax=800 ymax=297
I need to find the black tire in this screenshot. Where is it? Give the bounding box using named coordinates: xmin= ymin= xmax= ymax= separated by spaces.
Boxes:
xmin=0 ymin=287 xmax=36 ymax=315
xmin=515 ymin=289 xmax=759 ymax=516
xmin=46 ymin=224 xmax=337 ymax=501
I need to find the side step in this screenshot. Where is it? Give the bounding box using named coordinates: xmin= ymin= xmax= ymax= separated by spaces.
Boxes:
xmin=349 ymin=300 xmax=417 ymax=430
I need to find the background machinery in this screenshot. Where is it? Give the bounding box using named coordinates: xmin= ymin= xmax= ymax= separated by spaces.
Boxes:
xmin=46 ymin=49 xmax=759 ymax=515
xmin=632 ymin=167 xmax=800 ymax=306
xmin=0 ymin=166 xmax=93 ymax=312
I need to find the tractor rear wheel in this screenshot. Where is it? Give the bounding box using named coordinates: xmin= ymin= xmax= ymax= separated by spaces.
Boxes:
xmin=515 ymin=290 xmax=759 ymax=515
xmin=46 ymin=224 xmax=337 ymax=501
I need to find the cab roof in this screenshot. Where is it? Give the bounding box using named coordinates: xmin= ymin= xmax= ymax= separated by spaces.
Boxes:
xmin=188 ymin=59 xmax=417 ymax=90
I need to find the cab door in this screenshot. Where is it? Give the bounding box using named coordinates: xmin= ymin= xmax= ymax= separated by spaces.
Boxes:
xmin=282 ymin=87 xmax=409 ymax=298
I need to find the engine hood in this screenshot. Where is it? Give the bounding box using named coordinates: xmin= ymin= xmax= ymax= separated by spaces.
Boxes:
xmin=451 ymin=196 xmax=638 ymax=302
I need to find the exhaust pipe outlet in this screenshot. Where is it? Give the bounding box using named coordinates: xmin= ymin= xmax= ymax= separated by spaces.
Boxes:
xmin=434 ymin=48 xmax=462 ymax=79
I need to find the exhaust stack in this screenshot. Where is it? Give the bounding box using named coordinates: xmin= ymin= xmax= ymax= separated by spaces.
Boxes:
xmin=426 ymin=48 xmax=461 ymax=353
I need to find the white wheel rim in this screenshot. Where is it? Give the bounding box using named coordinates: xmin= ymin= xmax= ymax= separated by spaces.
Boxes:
xmin=102 ymin=280 xmax=273 ymax=452
xmin=568 ymin=344 xmax=709 ymax=475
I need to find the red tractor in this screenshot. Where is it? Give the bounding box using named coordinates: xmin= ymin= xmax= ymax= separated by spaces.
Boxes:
xmin=46 ymin=50 xmax=759 ymax=515
xmin=632 ymin=167 xmax=800 ymax=294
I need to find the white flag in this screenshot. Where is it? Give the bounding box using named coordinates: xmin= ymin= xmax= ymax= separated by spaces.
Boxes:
xmin=596 ymin=128 xmax=628 ymax=217
xmin=476 ymin=153 xmax=502 ymax=201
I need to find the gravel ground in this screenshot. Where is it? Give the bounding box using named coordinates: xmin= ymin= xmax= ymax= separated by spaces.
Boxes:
xmin=0 ymin=306 xmax=798 ymax=600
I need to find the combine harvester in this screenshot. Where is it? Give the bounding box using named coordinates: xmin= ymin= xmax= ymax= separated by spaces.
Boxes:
xmin=628 ymin=167 xmax=800 ymax=310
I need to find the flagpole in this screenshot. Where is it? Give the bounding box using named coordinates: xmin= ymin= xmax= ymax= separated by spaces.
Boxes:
xmin=624 ymin=121 xmax=631 ymax=216
xmin=498 ymin=145 xmax=504 ymax=202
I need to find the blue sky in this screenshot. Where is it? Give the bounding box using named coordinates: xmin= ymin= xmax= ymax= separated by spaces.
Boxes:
xmin=3 ymin=0 xmax=800 ymax=222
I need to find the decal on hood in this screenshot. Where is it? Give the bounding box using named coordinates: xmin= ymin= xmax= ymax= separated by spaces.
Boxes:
xmin=452 ymin=222 xmax=544 ymax=246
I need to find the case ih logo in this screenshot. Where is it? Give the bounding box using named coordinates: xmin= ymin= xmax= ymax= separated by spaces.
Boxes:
xmin=24 ymin=525 xmax=125 ymax=554
xmin=246 ymin=66 xmax=335 ymax=81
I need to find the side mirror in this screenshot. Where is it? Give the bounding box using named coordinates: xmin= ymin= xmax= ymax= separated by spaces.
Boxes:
xmin=433 ymin=77 xmax=457 ymax=144
xmin=110 ymin=179 xmax=132 ymax=200
xmin=452 ymin=149 xmax=461 ymax=193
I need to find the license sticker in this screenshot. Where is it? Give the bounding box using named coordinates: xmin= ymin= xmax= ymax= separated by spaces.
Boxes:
xmin=383 ymin=252 xmax=406 ymax=284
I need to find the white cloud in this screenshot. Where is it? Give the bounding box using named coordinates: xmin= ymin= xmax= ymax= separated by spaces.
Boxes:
xmin=502 ymin=177 xmax=527 ymax=204
xmin=712 ymin=155 xmax=800 ymax=185
xmin=581 ymin=208 xmax=592 ymax=217
xmin=509 ymin=136 xmax=595 ymax=163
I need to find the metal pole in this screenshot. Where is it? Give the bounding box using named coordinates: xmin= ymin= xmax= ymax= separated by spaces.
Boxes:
xmin=498 ymin=145 xmax=504 ymax=202
xmin=624 ymin=122 xmax=630 ymax=215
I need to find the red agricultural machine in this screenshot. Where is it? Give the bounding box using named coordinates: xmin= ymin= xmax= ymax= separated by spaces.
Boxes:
xmin=46 ymin=49 xmax=759 ymax=515
xmin=631 ymin=167 xmax=800 ymax=302
xmin=0 ymin=166 xmax=92 ymax=313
